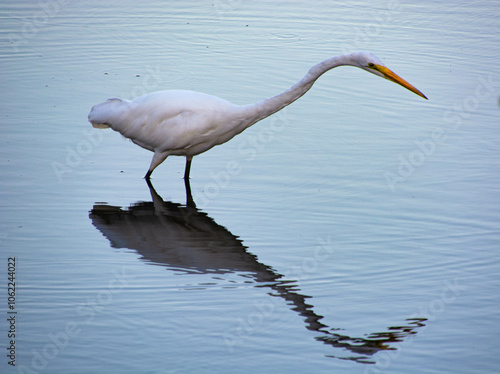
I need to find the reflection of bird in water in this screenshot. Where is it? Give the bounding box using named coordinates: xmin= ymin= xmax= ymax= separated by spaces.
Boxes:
xmin=88 ymin=51 xmax=427 ymax=181
xmin=89 ymin=180 xmax=426 ymax=363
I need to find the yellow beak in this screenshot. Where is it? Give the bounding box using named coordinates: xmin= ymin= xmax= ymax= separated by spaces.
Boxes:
xmin=374 ymin=64 xmax=428 ymax=100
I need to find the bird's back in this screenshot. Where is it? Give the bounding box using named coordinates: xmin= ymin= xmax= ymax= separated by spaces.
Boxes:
xmin=88 ymin=90 xmax=245 ymax=155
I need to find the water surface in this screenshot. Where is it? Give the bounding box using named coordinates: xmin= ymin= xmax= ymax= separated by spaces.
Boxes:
xmin=1 ymin=1 xmax=499 ymax=373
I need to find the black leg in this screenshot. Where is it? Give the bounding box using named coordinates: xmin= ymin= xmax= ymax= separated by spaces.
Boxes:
xmin=184 ymin=156 xmax=195 ymax=207
xmin=145 ymin=174 xmax=155 ymax=191
xmin=184 ymin=156 xmax=192 ymax=180
xmin=184 ymin=176 xmax=196 ymax=208
xmin=144 ymin=169 xmax=153 ymax=180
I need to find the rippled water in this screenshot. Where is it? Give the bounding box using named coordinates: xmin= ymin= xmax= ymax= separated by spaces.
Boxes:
xmin=1 ymin=1 xmax=499 ymax=373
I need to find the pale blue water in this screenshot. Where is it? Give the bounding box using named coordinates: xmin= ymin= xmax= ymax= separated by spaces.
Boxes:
xmin=1 ymin=1 xmax=499 ymax=373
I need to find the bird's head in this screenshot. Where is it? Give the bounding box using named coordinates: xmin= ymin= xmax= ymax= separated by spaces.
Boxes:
xmin=349 ymin=51 xmax=428 ymax=100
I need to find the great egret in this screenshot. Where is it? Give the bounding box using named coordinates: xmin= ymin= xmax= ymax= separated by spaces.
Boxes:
xmin=88 ymin=51 xmax=427 ymax=180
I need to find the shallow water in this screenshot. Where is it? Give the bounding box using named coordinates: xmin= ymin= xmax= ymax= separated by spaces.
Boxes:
xmin=1 ymin=1 xmax=499 ymax=373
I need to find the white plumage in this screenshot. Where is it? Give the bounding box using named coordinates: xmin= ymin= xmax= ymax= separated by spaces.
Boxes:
xmin=88 ymin=51 xmax=427 ymax=180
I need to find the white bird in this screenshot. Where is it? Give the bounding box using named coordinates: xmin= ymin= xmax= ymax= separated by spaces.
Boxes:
xmin=88 ymin=51 xmax=427 ymax=181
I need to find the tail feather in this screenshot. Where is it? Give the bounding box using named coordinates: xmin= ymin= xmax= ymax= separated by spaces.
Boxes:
xmin=88 ymin=98 xmax=129 ymax=129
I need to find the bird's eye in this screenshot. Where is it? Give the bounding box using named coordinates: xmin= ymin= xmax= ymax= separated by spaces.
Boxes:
xmin=368 ymin=62 xmax=375 ymax=68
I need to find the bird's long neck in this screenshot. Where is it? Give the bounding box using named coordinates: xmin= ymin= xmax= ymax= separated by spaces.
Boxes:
xmin=238 ymin=54 xmax=351 ymax=127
